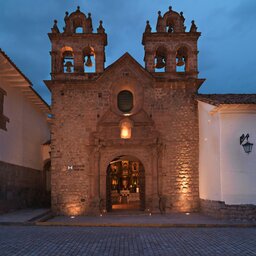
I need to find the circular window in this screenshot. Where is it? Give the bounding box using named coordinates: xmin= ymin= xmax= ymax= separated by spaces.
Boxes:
xmin=117 ymin=90 xmax=133 ymax=113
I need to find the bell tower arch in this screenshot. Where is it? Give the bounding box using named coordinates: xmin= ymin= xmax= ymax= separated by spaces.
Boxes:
xmin=142 ymin=6 xmax=200 ymax=78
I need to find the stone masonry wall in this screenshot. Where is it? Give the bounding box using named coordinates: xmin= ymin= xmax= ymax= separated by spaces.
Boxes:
xmin=51 ymin=84 xmax=97 ymax=215
xmin=201 ymin=199 xmax=256 ymax=220
xmin=145 ymin=81 xmax=199 ymax=213
xmin=0 ymin=160 xmax=44 ymax=213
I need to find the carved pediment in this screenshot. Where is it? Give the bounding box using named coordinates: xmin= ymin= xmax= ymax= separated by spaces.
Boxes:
xmin=98 ymin=52 xmax=153 ymax=86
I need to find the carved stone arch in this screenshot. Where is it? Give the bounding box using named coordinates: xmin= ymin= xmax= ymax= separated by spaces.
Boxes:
xmin=60 ymin=46 xmax=74 ymax=73
xmin=174 ymin=43 xmax=192 ymax=54
xmin=100 ymin=149 xmax=152 ymax=212
xmin=83 ymin=45 xmax=94 ymax=56
xmin=154 ymin=44 xmax=168 ymax=55
xmin=100 ymin=150 xmax=149 ymax=176
xmin=60 ymin=46 xmax=74 ymax=57
xmin=83 ymin=46 xmax=95 ymax=72
xmin=174 ymin=44 xmax=192 ymax=72
xmin=154 ymin=45 xmax=168 ymax=71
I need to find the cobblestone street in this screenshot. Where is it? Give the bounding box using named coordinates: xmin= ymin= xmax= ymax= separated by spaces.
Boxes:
xmin=0 ymin=226 xmax=256 ymax=256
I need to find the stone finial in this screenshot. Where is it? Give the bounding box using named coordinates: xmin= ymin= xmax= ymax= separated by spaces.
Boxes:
xmin=97 ymin=20 xmax=105 ymax=34
xmin=156 ymin=11 xmax=165 ymax=32
xmin=63 ymin=12 xmax=69 ymax=32
xmin=77 ymin=6 xmax=80 ymax=11
xmin=190 ymin=20 xmax=198 ymax=32
xmin=180 ymin=12 xmax=185 ymax=22
xmin=145 ymin=20 xmax=152 ymax=33
xmin=51 ymin=19 xmax=60 ymax=33
xmin=86 ymin=12 xmax=93 ymax=33
xmin=64 ymin=12 xmax=69 ymax=23
xmin=169 ymin=6 xmax=172 ymax=11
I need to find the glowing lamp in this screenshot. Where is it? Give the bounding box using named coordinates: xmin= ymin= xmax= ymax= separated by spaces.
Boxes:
xmin=120 ymin=118 xmax=133 ymax=139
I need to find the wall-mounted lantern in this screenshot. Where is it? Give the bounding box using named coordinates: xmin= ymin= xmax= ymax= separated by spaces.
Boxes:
xmin=240 ymin=134 xmax=253 ymax=154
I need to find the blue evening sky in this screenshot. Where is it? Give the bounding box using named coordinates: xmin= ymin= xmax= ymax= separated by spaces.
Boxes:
xmin=0 ymin=0 xmax=256 ymax=104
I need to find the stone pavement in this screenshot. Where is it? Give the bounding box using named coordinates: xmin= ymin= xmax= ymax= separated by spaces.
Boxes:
xmin=1 ymin=209 xmax=256 ymax=255
xmin=0 ymin=226 xmax=256 ymax=255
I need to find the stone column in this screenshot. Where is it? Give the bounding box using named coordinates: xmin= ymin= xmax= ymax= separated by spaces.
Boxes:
xmin=74 ymin=51 xmax=84 ymax=73
xmin=95 ymin=49 xmax=104 ymax=73
xmin=144 ymin=51 xmax=155 ymax=72
xmin=166 ymin=50 xmax=176 ymax=73
xmin=188 ymin=50 xmax=198 ymax=77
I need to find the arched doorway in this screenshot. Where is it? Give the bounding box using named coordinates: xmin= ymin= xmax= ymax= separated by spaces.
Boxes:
xmin=106 ymin=155 xmax=145 ymax=212
xmin=42 ymin=160 xmax=51 ymax=207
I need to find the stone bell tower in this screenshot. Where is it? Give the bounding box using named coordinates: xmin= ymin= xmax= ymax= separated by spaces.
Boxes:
xmin=45 ymin=6 xmax=108 ymax=215
xmin=48 ymin=6 xmax=107 ymax=78
xmin=140 ymin=6 xmax=205 ymax=212
xmin=142 ymin=6 xmax=200 ymax=77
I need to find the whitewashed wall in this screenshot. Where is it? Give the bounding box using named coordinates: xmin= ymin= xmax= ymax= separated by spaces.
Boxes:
xmin=198 ymin=101 xmax=256 ymax=205
xmin=198 ymin=102 xmax=221 ymax=201
xmin=220 ymin=109 xmax=256 ymax=204
xmin=0 ymin=80 xmax=50 ymax=170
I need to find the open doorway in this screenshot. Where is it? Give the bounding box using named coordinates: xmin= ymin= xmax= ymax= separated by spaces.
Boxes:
xmin=42 ymin=160 xmax=51 ymax=207
xmin=106 ymin=155 xmax=145 ymax=212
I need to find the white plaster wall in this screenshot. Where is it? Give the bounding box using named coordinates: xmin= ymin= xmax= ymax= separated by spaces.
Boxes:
xmin=198 ymin=102 xmax=221 ymax=201
xmin=220 ymin=110 xmax=256 ymax=204
xmin=0 ymin=80 xmax=50 ymax=170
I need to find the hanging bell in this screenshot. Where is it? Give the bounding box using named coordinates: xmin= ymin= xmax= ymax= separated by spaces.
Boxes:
xmin=64 ymin=51 xmax=73 ymax=58
xmin=176 ymin=56 xmax=185 ymax=66
xmin=155 ymin=56 xmax=166 ymax=69
xmin=85 ymin=55 xmax=93 ymax=67
xmin=64 ymin=61 xmax=73 ymax=73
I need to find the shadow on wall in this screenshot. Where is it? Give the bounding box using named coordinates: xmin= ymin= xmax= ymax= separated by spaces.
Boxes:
xmin=0 ymin=161 xmax=51 ymax=213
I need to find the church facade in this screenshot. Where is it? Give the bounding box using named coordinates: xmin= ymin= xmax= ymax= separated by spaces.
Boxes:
xmin=44 ymin=6 xmax=256 ymax=218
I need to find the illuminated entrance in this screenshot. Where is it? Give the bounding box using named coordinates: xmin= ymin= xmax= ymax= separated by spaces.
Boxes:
xmin=106 ymin=155 xmax=145 ymax=212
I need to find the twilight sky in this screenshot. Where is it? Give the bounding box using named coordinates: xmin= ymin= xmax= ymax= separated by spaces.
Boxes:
xmin=0 ymin=0 xmax=256 ymax=104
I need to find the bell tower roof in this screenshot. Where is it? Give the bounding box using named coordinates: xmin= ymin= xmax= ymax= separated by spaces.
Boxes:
xmin=161 ymin=6 xmax=186 ymax=33
xmin=50 ymin=6 xmax=105 ymax=35
xmin=63 ymin=6 xmax=93 ymax=34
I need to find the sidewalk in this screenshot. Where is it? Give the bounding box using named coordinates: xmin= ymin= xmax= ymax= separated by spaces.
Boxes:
xmin=40 ymin=212 xmax=256 ymax=228
xmin=1 ymin=209 xmax=256 ymax=227
xmin=0 ymin=208 xmax=50 ymax=225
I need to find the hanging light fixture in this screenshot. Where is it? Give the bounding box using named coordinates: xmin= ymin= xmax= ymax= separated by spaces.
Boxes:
xmin=240 ymin=134 xmax=253 ymax=154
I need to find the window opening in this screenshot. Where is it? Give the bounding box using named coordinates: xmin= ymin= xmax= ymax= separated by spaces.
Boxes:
xmin=75 ymin=27 xmax=83 ymax=33
xmin=83 ymin=46 xmax=95 ymax=73
xmin=0 ymin=87 xmax=9 ymax=131
xmin=118 ymin=90 xmax=133 ymax=113
xmin=62 ymin=50 xmax=74 ymax=73
xmin=176 ymin=56 xmax=186 ymax=72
